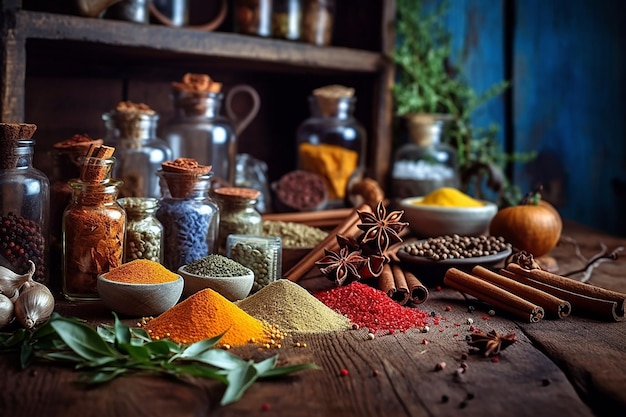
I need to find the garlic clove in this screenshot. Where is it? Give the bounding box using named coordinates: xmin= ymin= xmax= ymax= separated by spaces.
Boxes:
xmin=0 ymin=293 xmax=14 ymax=329
xmin=14 ymin=281 xmax=55 ymax=329
xmin=0 ymin=260 xmax=36 ymax=299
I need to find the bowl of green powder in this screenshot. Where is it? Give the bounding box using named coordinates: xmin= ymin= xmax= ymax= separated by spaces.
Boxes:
xmin=178 ymin=254 xmax=254 ymax=301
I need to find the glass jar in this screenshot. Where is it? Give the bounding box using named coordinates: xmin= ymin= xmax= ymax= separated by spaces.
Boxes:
xmin=296 ymin=93 xmax=366 ymax=208
xmin=119 ymin=197 xmax=164 ymax=263
xmin=156 ymin=169 xmax=219 ymax=271
xmin=0 ymin=137 xmax=50 ymax=284
xmin=103 ymin=109 xmax=172 ymax=199
xmin=301 ymin=0 xmax=334 ymax=46
xmin=390 ymin=114 xmax=460 ymax=199
xmin=272 ymin=0 xmax=302 ymax=40
xmin=226 ymin=234 xmax=281 ymax=293
xmin=213 ymin=187 xmax=262 ymax=255
xmin=234 ymin=153 xmax=272 ymax=213
xmin=49 ymin=136 xmax=102 ymax=288
xmin=160 ymin=90 xmax=236 ymax=186
xmin=62 ymin=158 xmax=126 ymax=301
xmin=234 ymin=0 xmax=273 ymax=37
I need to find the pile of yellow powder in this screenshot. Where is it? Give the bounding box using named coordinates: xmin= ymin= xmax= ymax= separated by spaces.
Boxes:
xmin=142 ymin=288 xmax=284 ymax=348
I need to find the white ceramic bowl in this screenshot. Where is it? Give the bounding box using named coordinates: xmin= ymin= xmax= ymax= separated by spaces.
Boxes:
xmin=398 ymin=196 xmax=498 ymax=238
xmin=178 ymin=265 xmax=254 ymax=301
xmin=97 ymin=273 xmax=184 ymax=317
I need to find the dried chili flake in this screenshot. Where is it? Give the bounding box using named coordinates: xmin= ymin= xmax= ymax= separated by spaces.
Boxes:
xmin=315 ymin=282 xmax=429 ymax=333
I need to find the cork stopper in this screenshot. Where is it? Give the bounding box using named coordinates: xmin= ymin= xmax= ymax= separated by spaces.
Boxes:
xmin=172 ymin=73 xmax=223 ymax=116
xmin=79 ymin=144 xmax=116 ymax=182
xmin=53 ymin=134 xmax=104 ymax=167
xmin=312 ymin=85 xmax=355 ymax=117
xmin=0 ymin=123 xmax=37 ymax=169
xmin=214 ymin=186 xmax=261 ymax=201
xmin=160 ymin=158 xmax=212 ymax=198
xmin=172 ymin=73 xmax=223 ymax=94
xmin=105 ymin=101 xmax=157 ymax=140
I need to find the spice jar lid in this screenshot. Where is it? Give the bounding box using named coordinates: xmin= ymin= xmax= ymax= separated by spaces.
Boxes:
xmin=0 ymin=123 xmax=37 ymax=169
xmin=214 ymin=187 xmax=260 ymax=201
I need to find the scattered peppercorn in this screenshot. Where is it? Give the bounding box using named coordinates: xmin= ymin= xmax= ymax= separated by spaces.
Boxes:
xmin=541 ymin=378 xmax=551 ymax=386
xmin=261 ymin=403 xmax=270 ymax=411
xmin=488 ymin=309 xmax=496 ymax=316
xmin=441 ymin=394 xmax=449 ymax=403
xmin=434 ymin=362 xmax=446 ymax=371
xmin=339 ymin=368 xmax=349 ymax=376
xmin=445 ymin=306 xmax=452 ymax=311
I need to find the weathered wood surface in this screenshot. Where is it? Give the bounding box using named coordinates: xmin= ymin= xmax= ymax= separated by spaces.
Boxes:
xmin=0 ymin=221 xmax=624 ymax=417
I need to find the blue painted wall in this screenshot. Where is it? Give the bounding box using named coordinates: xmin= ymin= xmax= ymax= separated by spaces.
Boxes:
xmin=430 ymin=0 xmax=626 ymax=237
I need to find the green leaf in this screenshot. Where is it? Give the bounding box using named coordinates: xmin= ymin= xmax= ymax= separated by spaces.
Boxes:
xmin=0 ymin=328 xmax=27 ymax=348
xmin=79 ymin=367 xmax=129 ymax=384
xmin=176 ymin=334 xmax=222 ymax=358
xmin=113 ymin=314 xmax=131 ymax=347
xmin=39 ymin=351 xmax=84 ymax=363
xmin=259 ymin=362 xmax=321 ymax=378
xmin=180 ymin=348 xmax=247 ymax=371
xmin=19 ymin=343 xmax=33 ymax=368
xmin=50 ymin=317 xmax=120 ymax=361
xmin=221 ymin=361 xmax=259 ymax=406
xmin=119 ymin=343 xmax=151 ymax=361
xmin=145 ymin=340 xmax=176 ymax=357
xmin=97 ymin=324 xmax=115 ymax=344
xmin=252 ymin=355 xmax=277 ymax=375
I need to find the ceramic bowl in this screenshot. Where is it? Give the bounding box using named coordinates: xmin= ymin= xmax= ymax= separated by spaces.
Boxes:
xmin=97 ymin=273 xmax=184 ymax=317
xmin=398 ymin=196 xmax=498 ymax=238
xmin=178 ymin=264 xmax=254 ymax=301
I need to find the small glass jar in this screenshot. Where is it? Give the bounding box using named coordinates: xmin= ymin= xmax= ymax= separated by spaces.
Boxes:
xmin=119 ymin=197 xmax=164 ymax=263
xmin=0 ymin=136 xmax=50 ymax=284
xmin=272 ymin=0 xmax=302 ymax=40
xmin=296 ymin=92 xmax=366 ymax=207
xmin=156 ymin=170 xmax=219 ymax=271
xmin=226 ymin=234 xmax=281 ymax=293
xmin=234 ymin=0 xmax=273 ymax=37
xmin=160 ymin=90 xmax=236 ymax=186
xmin=391 ymin=114 xmax=460 ymax=199
xmin=213 ymin=187 xmax=262 ymax=255
xmin=301 ymin=0 xmax=334 ymax=46
xmin=62 ymin=158 xmax=126 ymax=301
xmin=103 ymin=109 xmax=172 ymax=199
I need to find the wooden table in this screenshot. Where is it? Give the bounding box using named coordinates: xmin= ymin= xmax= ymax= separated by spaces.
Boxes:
xmin=1 ymin=221 xmax=624 ymax=417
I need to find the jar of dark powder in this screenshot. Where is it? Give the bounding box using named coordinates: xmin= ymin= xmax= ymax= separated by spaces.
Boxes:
xmin=226 ymin=234 xmax=281 ymax=293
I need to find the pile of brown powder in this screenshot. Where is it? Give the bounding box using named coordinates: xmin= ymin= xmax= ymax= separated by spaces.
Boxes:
xmin=236 ymin=279 xmax=353 ymax=334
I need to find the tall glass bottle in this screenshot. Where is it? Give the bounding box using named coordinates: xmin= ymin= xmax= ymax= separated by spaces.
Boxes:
xmin=62 ymin=157 xmax=126 ymax=301
xmin=156 ymin=168 xmax=219 ymax=271
xmin=390 ymin=114 xmax=460 ymax=200
xmin=296 ymin=86 xmax=366 ymax=208
xmin=160 ymin=90 xmax=236 ymax=186
xmin=103 ymin=103 xmax=172 ymax=198
xmin=0 ymin=127 xmax=50 ymax=284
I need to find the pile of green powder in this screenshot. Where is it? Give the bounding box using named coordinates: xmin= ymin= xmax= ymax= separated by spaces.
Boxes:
xmin=236 ymin=279 xmax=353 ymax=333
xmin=262 ymin=220 xmax=328 ymax=248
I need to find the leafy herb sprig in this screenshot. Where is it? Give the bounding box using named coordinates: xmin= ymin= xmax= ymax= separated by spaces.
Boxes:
xmin=0 ymin=313 xmax=318 ymax=405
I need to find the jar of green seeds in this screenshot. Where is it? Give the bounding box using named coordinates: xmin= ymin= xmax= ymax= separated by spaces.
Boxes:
xmin=226 ymin=234 xmax=281 ymax=293
xmin=119 ymin=197 xmax=164 ymax=263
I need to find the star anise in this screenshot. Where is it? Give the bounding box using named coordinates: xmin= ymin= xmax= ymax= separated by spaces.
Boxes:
xmin=467 ymin=329 xmax=517 ymax=357
xmin=315 ymin=246 xmax=367 ymax=286
xmin=357 ymin=201 xmax=408 ymax=257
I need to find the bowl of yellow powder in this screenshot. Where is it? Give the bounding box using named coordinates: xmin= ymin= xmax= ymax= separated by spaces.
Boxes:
xmin=398 ymin=187 xmax=498 ymax=238
xmin=97 ymin=259 xmax=184 ymax=317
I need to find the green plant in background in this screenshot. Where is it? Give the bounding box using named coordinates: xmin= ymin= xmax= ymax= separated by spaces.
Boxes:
xmin=392 ymin=0 xmax=535 ymax=206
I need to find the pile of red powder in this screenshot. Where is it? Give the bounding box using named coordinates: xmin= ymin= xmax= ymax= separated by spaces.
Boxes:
xmin=314 ymin=282 xmax=430 ymax=333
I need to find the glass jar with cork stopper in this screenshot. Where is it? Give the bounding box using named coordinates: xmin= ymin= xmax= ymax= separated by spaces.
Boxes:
xmin=62 ymin=145 xmax=126 ymax=301
xmin=0 ymin=123 xmax=50 ymax=285
xmin=103 ymin=101 xmax=172 ymax=199
xmin=118 ymin=197 xmax=164 ymax=263
xmin=296 ymin=85 xmax=366 ymax=208
xmin=49 ymin=134 xmax=104 ymax=287
xmin=156 ymin=158 xmax=219 ymax=271
xmin=160 ymin=73 xmax=260 ymax=187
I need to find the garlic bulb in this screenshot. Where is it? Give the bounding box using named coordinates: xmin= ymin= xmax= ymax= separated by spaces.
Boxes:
xmin=0 ymin=260 xmax=35 ymax=300
xmin=14 ymin=281 xmax=55 ymax=329
xmin=0 ymin=293 xmax=14 ymax=329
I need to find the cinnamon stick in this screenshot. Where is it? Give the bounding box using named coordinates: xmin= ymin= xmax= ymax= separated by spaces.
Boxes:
xmin=262 ymin=208 xmax=353 ymax=229
xmin=472 ymin=265 xmax=571 ymax=319
xmin=403 ymin=269 xmax=429 ymax=305
xmin=390 ymin=264 xmax=410 ymax=305
xmin=377 ymin=263 xmax=408 ymax=304
xmin=284 ymin=204 xmax=372 ymax=282
xmin=80 ymin=144 xmax=115 ymax=182
xmin=444 ymin=268 xmax=544 ymax=323
xmin=501 ymin=265 xmax=625 ymax=321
